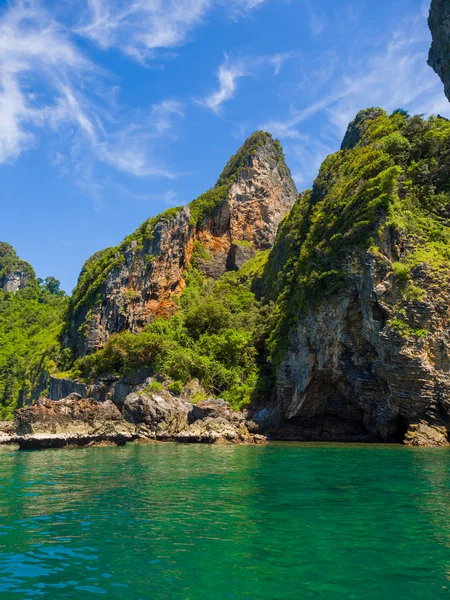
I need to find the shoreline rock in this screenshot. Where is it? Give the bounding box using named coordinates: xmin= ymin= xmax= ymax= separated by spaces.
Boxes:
xmin=4 ymin=392 xmax=266 ymax=450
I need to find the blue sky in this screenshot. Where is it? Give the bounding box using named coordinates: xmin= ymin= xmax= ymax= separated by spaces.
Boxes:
xmin=1 ymin=0 xmax=448 ymax=293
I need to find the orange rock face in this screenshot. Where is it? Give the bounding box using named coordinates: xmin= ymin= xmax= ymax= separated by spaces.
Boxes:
xmin=67 ymin=132 xmax=298 ymax=356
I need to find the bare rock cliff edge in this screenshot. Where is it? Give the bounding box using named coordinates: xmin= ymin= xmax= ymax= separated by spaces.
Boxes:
xmin=66 ymin=132 xmax=297 ymax=357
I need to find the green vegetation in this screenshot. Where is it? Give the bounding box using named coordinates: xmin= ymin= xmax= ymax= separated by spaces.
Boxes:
xmin=191 ymin=241 xmax=212 ymax=267
xmin=388 ymin=318 xmax=428 ymax=339
xmin=0 ymin=246 xmax=67 ymax=419
xmin=67 ymin=130 xmax=283 ymax=339
xmin=142 ymin=381 xmax=164 ymax=395
xmin=233 ymin=239 xmax=252 ymax=248
xmin=216 ymin=131 xmax=273 ymax=186
xmin=68 ymin=207 xmax=183 ymax=322
xmin=0 ymin=242 xmax=35 ymax=286
xmin=263 ymin=109 xmax=450 ymax=367
xmin=65 ymin=253 xmax=273 ymax=410
xmin=189 ymin=185 xmax=230 ymax=227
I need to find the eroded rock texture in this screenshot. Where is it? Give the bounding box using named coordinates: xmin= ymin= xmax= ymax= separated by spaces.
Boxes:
xmin=9 ymin=391 xmax=263 ymax=448
xmin=0 ymin=242 xmax=35 ymax=292
xmin=428 ymin=0 xmax=450 ymax=101
xmin=259 ymin=109 xmax=450 ymax=446
xmin=67 ymin=133 xmax=297 ymax=356
xmin=274 ymin=245 xmax=450 ymax=444
xmin=14 ymin=394 xmax=136 ymax=448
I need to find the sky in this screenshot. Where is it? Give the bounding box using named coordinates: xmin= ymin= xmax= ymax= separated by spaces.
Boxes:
xmin=1 ymin=0 xmax=449 ymax=293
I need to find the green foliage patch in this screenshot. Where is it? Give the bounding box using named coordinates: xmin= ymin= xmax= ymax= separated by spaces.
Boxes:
xmin=67 ymin=253 xmax=273 ymax=410
xmin=0 ymin=283 xmax=67 ymax=419
xmin=262 ymin=109 xmax=450 ymax=368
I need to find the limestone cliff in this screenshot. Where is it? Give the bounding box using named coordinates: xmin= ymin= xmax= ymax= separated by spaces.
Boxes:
xmin=259 ymin=109 xmax=450 ymax=445
xmin=0 ymin=243 xmax=35 ymax=292
xmin=66 ymin=132 xmax=297 ymax=356
xmin=428 ymin=0 xmax=450 ymax=101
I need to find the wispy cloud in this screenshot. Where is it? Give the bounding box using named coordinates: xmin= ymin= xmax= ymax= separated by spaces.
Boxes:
xmin=261 ymin=12 xmax=450 ymax=187
xmin=148 ymin=99 xmax=185 ymax=135
xmin=0 ymin=0 xmax=190 ymax=211
xmin=164 ymin=189 xmax=179 ymax=205
xmin=226 ymin=0 xmax=268 ymax=18
xmin=75 ymin=0 xmax=269 ymax=62
xmin=76 ymin=0 xmax=210 ymax=62
xmin=264 ymin=16 xmax=450 ymax=140
xmin=199 ymin=51 xmax=295 ymax=113
xmin=302 ymin=0 xmax=327 ymax=37
xmin=0 ymin=0 xmax=269 ymax=200
xmin=269 ymin=52 xmax=297 ymax=76
xmin=199 ymin=55 xmax=248 ymax=113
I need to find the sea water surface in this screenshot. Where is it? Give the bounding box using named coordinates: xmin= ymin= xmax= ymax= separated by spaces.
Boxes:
xmin=1 ymin=443 xmax=450 ymax=599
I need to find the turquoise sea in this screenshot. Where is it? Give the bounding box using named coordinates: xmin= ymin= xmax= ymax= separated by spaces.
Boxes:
xmin=1 ymin=443 xmax=450 ymax=599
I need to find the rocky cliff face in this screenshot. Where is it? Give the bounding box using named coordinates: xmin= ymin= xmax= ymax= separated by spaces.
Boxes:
xmin=0 ymin=243 xmax=35 ymax=292
xmin=259 ymin=109 xmax=450 ymax=446
xmin=428 ymin=0 xmax=450 ymax=101
xmin=67 ymin=132 xmax=297 ymax=356
xmin=8 ymin=388 xmax=264 ymax=449
xmin=274 ymin=245 xmax=450 ymax=445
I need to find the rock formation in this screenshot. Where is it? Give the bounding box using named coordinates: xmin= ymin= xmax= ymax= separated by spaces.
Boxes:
xmin=7 ymin=387 xmax=264 ymax=449
xmin=0 ymin=242 xmax=35 ymax=292
xmin=66 ymin=132 xmax=297 ymax=357
xmin=14 ymin=394 xmax=135 ymax=448
xmin=258 ymin=108 xmax=450 ymax=446
xmin=428 ymin=0 xmax=450 ymax=101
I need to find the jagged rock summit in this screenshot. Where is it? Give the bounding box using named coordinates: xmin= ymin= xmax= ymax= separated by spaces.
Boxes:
xmin=428 ymin=0 xmax=450 ymax=102
xmin=66 ymin=131 xmax=298 ymax=357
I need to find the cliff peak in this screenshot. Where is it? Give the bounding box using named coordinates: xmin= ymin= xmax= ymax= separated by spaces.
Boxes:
xmin=216 ymin=131 xmax=286 ymax=187
xmin=66 ymin=132 xmax=297 ymax=356
xmin=0 ymin=242 xmax=35 ymax=293
xmin=340 ymin=107 xmax=385 ymax=150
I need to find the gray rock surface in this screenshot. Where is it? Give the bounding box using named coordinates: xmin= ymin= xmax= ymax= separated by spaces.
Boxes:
xmin=274 ymin=242 xmax=450 ymax=445
xmin=3 ymin=391 xmax=265 ymax=449
xmin=428 ymin=0 xmax=450 ymax=101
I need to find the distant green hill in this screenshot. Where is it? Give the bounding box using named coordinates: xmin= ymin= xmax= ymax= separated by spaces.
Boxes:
xmin=0 ymin=243 xmax=68 ymax=419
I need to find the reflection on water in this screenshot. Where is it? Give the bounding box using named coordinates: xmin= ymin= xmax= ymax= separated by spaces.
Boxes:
xmin=1 ymin=443 xmax=450 ymax=599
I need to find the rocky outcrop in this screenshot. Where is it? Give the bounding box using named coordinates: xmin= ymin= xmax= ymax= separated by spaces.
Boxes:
xmin=5 ymin=391 xmax=265 ymax=449
xmin=13 ymin=394 xmax=136 ymax=449
xmin=66 ymin=132 xmax=297 ymax=356
xmin=428 ymin=0 xmax=450 ymax=101
xmin=123 ymin=391 xmax=191 ymax=438
xmin=340 ymin=108 xmax=384 ymax=150
xmin=48 ymin=369 xmax=152 ymax=405
xmin=261 ymin=109 xmax=450 ymax=446
xmin=123 ymin=394 xmax=262 ymax=444
xmin=0 ymin=242 xmax=35 ymax=292
xmin=273 ymin=249 xmax=450 ymax=444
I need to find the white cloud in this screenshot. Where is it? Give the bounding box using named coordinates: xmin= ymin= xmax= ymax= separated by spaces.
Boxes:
xmin=200 ymin=52 xmax=295 ymax=113
xmin=302 ymin=0 xmax=327 ymax=37
xmin=262 ymin=14 xmax=450 ymax=145
xmin=76 ymin=0 xmax=210 ymax=62
xmin=76 ymin=0 xmax=269 ymax=62
xmin=164 ymin=189 xmax=178 ymax=205
xmin=199 ymin=55 xmax=248 ymax=113
xmin=0 ymin=0 xmax=268 ymax=195
xmin=0 ymin=1 xmax=90 ymax=162
xmin=226 ymin=0 xmax=268 ymax=17
xmin=261 ymin=12 xmax=450 ymax=188
xmin=269 ymin=52 xmax=297 ymax=76
xmin=148 ymin=99 xmax=185 ymax=134
xmin=0 ymin=0 xmax=188 ymax=204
